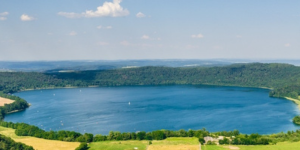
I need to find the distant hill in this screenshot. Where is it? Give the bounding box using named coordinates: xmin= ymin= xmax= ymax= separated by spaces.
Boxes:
xmin=0 ymin=60 xmax=232 ymax=72
xmin=0 ymin=63 xmax=300 ymax=99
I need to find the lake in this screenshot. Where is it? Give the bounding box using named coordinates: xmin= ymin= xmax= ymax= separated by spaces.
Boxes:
xmin=5 ymin=85 xmax=300 ymax=135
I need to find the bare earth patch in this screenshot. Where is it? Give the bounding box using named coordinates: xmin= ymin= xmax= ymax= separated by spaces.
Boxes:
xmin=0 ymin=97 xmax=14 ymax=106
xmin=223 ymin=146 xmax=240 ymax=150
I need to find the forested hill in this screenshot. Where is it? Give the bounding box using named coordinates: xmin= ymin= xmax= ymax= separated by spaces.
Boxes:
xmin=1 ymin=63 xmax=300 ymax=99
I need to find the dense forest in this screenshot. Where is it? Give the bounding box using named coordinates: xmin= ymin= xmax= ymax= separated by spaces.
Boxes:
xmin=1 ymin=63 xmax=300 ymax=99
xmin=0 ymin=72 xmax=72 ymax=93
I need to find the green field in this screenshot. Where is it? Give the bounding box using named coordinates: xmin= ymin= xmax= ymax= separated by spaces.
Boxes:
xmin=89 ymin=140 xmax=148 ymax=150
xmin=89 ymin=137 xmax=199 ymax=150
xmin=202 ymin=142 xmax=300 ymax=150
xmin=202 ymin=145 xmax=226 ymax=150
xmin=235 ymin=141 xmax=300 ymax=150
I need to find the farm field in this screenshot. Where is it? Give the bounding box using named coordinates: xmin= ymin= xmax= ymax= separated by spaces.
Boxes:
xmin=202 ymin=145 xmax=226 ymax=150
xmin=0 ymin=126 xmax=80 ymax=150
xmin=89 ymin=137 xmax=199 ymax=150
xmin=89 ymin=140 xmax=148 ymax=150
xmin=206 ymin=141 xmax=300 ymax=150
xmin=0 ymin=96 xmax=14 ymax=106
xmin=234 ymin=141 xmax=300 ymax=150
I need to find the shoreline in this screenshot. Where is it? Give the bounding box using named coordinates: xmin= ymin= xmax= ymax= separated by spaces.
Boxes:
xmin=285 ymin=97 xmax=300 ymax=110
xmin=18 ymin=84 xmax=273 ymax=93
xmin=19 ymin=85 xmax=99 ymax=92
xmin=7 ymin=109 xmax=25 ymax=114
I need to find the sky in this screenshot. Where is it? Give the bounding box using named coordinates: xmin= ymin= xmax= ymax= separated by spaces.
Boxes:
xmin=0 ymin=0 xmax=299 ymax=61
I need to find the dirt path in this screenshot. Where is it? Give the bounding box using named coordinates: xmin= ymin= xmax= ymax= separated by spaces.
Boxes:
xmin=223 ymin=146 xmax=240 ymax=150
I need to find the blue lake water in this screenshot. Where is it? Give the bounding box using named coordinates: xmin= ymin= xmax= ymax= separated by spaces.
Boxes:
xmin=5 ymin=85 xmax=300 ymax=135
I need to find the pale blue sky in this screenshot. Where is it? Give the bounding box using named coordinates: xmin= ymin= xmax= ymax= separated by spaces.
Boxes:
xmin=0 ymin=0 xmax=299 ymax=60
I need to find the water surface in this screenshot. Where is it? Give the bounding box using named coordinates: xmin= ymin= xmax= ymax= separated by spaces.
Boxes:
xmin=5 ymin=85 xmax=300 ymax=134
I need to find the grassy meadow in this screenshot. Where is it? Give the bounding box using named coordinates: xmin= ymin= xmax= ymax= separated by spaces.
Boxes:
xmin=234 ymin=141 xmax=300 ymax=150
xmin=89 ymin=137 xmax=199 ymax=150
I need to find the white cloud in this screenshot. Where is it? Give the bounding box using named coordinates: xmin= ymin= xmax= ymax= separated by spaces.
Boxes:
xmin=20 ymin=14 xmax=35 ymax=21
xmin=96 ymin=42 xmax=109 ymax=46
xmin=120 ymin=41 xmax=130 ymax=46
xmin=0 ymin=12 xmax=9 ymax=21
xmin=136 ymin=12 xmax=145 ymax=18
xmin=0 ymin=12 xmax=9 ymax=16
xmin=69 ymin=31 xmax=77 ymax=36
xmin=141 ymin=35 xmax=150 ymax=39
xmin=58 ymin=0 xmax=129 ymax=18
xmin=0 ymin=17 xmax=6 ymax=21
xmin=186 ymin=45 xmax=199 ymax=49
xmin=96 ymin=25 xmax=112 ymax=29
xmin=191 ymin=34 xmax=204 ymax=38
xmin=213 ymin=46 xmax=222 ymax=49
xmin=285 ymin=43 xmax=291 ymax=47
xmin=236 ymin=35 xmax=242 ymax=38
xmin=57 ymin=12 xmax=82 ymax=18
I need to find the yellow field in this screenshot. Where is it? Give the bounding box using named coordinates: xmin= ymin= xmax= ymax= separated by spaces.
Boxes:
xmin=0 ymin=126 xmax=80 ymax=150
xmin=0 ymin=96 xmax=14 ymax=106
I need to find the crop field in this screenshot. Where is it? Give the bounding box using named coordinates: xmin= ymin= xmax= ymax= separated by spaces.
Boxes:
xmin=0 ymin=126 xmax=80 ymax=150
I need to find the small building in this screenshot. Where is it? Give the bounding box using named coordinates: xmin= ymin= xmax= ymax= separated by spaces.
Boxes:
xmin=204 ymin=136 xmax=225 ymax=145
xmin=204 ymin=136 xmax=215 ymax=143
xmin=217 ymin=136 xmax=224 ymax=140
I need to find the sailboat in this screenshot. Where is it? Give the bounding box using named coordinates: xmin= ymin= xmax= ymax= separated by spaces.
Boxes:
xmin=128 ymin=102 xmax=131 ymax=105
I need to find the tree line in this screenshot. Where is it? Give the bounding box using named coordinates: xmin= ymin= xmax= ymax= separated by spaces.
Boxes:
xmin=93 ymin=129 xmax=210 ymax=142
xmin=3 ymin=120 xmax=300 ymax=145
xmin=0 ymin=122 xmax=93 ymax=143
